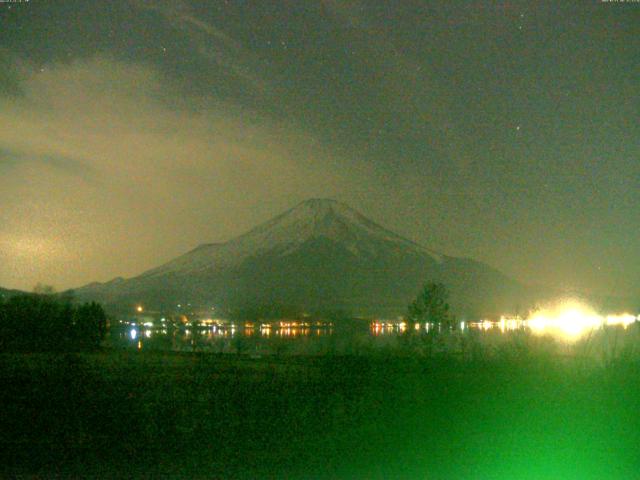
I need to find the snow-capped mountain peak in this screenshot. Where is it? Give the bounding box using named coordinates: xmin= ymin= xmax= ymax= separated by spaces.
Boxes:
xmin=139 ymin=198 xmax=442 ymax=278
xmin=75 ymin=198 xmax=533 ymax=318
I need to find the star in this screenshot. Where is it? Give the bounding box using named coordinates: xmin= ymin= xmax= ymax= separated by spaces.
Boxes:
xmin=516 ymin=125 xmax=521 ymax=131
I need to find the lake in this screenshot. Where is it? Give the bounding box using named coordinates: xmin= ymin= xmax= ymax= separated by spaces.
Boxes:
xmin=108 ymin=314 xmax=639 ymax=358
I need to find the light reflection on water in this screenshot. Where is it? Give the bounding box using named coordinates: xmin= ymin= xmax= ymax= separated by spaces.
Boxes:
xmin=112 ymin=306 xmax=638 ymax=355
xmin=112 ymin=323 xmax=341 ymax=354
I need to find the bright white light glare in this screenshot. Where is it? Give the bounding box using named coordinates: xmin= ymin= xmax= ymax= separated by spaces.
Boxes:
xmin=525 ymin=299 xmax=637 ymax=341
xmin=605 ymin=314 xmax=637 ymax=328
xmin=129 ymin=328 xmax=137 ymax=340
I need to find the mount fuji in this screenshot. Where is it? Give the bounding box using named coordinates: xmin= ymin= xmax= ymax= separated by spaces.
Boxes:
xmin=75 ymin=198 xmax=531 ymax=318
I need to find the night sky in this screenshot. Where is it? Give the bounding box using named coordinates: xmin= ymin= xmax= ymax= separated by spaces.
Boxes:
xmin=0 ymin=0 xmax=638 ymax=299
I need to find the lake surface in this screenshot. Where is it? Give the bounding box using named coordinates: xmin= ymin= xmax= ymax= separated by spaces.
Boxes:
xmin=107 ymin=316 xmax=640 ymax=357
xmin=110 ymin=322 xmax=369 ymax=355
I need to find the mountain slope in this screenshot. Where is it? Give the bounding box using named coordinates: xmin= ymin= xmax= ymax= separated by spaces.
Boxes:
xmin=75 ymin=198 xmax=531 ymax=317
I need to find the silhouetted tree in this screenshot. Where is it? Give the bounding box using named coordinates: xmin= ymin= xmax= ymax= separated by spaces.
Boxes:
xmin=0 ymin=295 xmax=7 ymax=350
xmin=406 ymin=283 xmax=453 ymax=331
xmin=73 ymin=302 xmax=108 ymax=350
xmin=33 ymin=283 xmax=56 ymax=295
xmin=0 ymin=294 xmax=107 ymax=352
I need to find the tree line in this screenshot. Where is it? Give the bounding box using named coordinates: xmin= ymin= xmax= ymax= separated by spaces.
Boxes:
xmin=0 ymin=292 xmax=107 ymax=352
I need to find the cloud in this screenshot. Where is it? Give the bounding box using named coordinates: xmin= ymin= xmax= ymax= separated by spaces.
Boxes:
xmin=133 ymin=0 xmax=269 ymax=92
xmin=0 ymin=147 xmax=97 ymax=182
xmin=0 ymin=55 xmax=355 ymax=289
xmin=321 ymin=0 xmax=475 ymax=177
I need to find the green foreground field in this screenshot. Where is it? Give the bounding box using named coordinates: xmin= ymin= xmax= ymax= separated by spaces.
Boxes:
xmin=1 ymin=350 xmax=639 ymax=479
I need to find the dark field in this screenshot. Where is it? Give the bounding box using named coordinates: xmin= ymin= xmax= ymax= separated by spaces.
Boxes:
xmin=1 ymin=350 xmax=640 ymax=479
